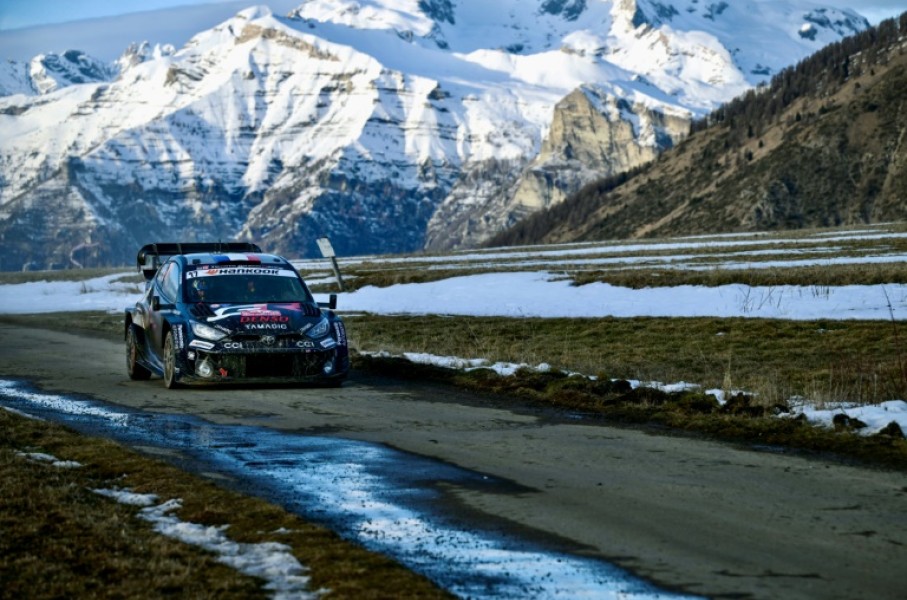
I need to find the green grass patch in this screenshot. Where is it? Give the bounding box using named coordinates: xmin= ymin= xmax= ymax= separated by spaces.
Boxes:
xmin=0 ymin=410 xmax=450 ymax=599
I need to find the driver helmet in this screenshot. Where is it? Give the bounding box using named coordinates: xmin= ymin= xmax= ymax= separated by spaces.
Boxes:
xmin=190 ymin=277 xmax=209 ymax=300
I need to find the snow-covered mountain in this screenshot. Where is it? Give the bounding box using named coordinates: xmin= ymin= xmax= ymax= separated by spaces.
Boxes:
xmin=0 ymin=1 xmax=868 ymax=268
xmin=0 ymin=50 xmax=116 ymax=96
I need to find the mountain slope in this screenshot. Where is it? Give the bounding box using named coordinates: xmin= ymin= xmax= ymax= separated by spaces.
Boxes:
xmin=487 ymin=13 xmax=907 ymax=247
xmin=0 ymin=1 xmax=868 ymax=269
xmin=0 ymin=50 xmax=115 ymax=96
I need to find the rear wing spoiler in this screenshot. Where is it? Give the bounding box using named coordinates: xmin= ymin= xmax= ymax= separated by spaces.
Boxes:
xmin=137 ymin=242 xmax=263 ymax=280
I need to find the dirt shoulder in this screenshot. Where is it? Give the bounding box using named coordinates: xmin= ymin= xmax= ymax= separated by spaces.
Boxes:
xmin=1 ymin=322 xmax=906 ymax=599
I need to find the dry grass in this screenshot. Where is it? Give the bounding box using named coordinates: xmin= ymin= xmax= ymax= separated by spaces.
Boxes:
xmin=569 ymin=261 xmax=907 ymax=289
xmin=345 ymin=314 xmax=907 ymax=406
xmin=312 ymin=260 xmax=907 ymax=293
xmin=0 ymin=410 xmax=450 ymax=599
xmin=308 ymin=261 xmax=907 ymax=293
xmin=0 ymin=267 xmax=131 ymax=285
xmin=299 ymin=224 xmax=907 ymax=292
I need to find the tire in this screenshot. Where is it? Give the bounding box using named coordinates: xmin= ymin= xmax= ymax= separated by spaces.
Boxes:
xmin=126 ymin=326 xmax=152 ymax=381
xmin=163 ymin=331 xmax=182 ymax=389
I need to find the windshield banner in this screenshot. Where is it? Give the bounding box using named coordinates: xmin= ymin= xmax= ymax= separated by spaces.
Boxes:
xmin=186 ymin=267 xmax=297 ymax=278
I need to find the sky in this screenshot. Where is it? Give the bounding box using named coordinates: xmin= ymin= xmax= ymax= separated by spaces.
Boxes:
xmin=0 ymin=0 xmax=302 ymax=61
xmin=0 ymin=0 xmax=904 ymax=61
xmin=0 ymin=0 xmax=904 ymax=31
xmin=0 ymin=0 xmax=292 ymax=30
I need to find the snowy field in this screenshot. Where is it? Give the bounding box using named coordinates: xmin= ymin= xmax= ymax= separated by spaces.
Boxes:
xmin=3 ymin=226 xmax=907 ymax=320
xmin=1 ymin=224 xmax=906 ymax=434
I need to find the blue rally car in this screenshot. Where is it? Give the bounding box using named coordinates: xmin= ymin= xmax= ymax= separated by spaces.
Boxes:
xmin=125 ymin=242 xmax=349 ymax=388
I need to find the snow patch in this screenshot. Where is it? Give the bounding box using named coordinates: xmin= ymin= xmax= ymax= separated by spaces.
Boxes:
xmin=93 ymin=490 xmax=319 ymax=598
xmin=789 ymin=400 xmax=907 ymax=435
xmin=16 ymin=451 xmax=82 ymax=468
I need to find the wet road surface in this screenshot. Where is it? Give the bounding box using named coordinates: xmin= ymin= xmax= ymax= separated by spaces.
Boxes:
xmin=0 ymin=378 xmax=694 ymax=598
xmin=2 ymin=324 xmax=906 ymax=599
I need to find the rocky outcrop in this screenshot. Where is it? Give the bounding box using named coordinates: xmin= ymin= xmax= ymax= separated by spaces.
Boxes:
xmin=425 ymin=85 xmax=690 ymax=250
xmin=488 ymin=19 xmax=907 ymax=248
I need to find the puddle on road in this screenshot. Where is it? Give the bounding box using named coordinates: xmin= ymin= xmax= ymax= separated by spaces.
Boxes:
xmin=1 ymin=379 xmax=699 ymax=599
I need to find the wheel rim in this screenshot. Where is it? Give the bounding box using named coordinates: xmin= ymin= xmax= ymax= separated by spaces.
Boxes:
xmin=164 ymin=335 xmax=175 ymax=385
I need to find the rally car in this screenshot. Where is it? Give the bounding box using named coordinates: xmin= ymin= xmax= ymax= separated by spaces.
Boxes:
xmin=125 ymin=242 xmax=348 ymax=388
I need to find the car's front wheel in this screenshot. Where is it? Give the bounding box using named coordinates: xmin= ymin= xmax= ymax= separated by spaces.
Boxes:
xmin=126 ymin=325 xmax=152 ymax=381
xmin=163 ymin=331 xmax=182 ymax=389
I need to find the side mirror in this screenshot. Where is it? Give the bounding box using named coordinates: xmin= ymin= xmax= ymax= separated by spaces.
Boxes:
xmin=318 ymin=294 xmax=337 ymax=310
xmin=152 ymin=296 xmax=175 ymax=311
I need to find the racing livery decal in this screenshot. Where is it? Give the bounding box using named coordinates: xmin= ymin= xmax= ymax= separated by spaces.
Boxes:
xmin=186 ymin=267 xmax=295 ymax=278
xmin=173 ymin=324 xmax=185 ymax=350
xmin=240 ymin=315 xmax=290 ymax=324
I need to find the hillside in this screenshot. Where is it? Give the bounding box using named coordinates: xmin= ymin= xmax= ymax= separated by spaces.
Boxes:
xmin=488 ymin=13 xmax=907 ymax=247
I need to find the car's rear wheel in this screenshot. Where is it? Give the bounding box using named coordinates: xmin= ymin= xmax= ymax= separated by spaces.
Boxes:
xmin=126 ymin=325 xmax=152 ymax=381
xmin=163 ymin=331 xmax=182 ymax=389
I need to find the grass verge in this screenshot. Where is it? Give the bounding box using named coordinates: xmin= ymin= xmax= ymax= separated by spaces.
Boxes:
xmin=0 ymin=409 xmax=450 ymax=599
xmin=345 ymin=314 xmax=907 ymax=407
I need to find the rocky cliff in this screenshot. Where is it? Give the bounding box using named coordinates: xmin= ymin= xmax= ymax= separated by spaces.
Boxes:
xmin=425 ymin=85 xmax=690 ymax=249
xmin=487 ymin=15 xmax=907 ymax=247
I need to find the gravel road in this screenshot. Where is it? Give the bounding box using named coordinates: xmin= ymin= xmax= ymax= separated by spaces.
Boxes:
xmin=2 ymin=323 xmax=905 ymax=599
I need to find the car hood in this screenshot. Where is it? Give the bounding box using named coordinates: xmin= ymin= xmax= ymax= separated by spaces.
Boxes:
xmin=192 ymin=302 xmax=326 ymax=334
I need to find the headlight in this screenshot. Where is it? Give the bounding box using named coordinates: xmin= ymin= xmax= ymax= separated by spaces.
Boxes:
xmin=191 ymin=322 xmax=228 ymax=341
xmin=305 ymin=317 xmax=330 ymax=339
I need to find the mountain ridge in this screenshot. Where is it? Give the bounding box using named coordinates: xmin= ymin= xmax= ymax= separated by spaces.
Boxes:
xmin=486 ymin=13 xmax=907 ymax=248
xmin=0 ymin=1 xmax=869 ymax=269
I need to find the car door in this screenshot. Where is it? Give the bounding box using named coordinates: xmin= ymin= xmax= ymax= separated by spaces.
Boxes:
xmin=147 ymin=260 xmax=179 ymax=359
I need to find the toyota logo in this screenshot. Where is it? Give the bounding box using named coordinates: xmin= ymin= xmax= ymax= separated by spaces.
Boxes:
xmin=260 ymin=335 xmax=276 ymax=346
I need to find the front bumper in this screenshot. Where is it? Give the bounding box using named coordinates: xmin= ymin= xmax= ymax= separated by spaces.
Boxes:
xmin=174 ymin=324 xmax=349 ymax=385
xmin=180 ymin=345 xmax=349 ymax=384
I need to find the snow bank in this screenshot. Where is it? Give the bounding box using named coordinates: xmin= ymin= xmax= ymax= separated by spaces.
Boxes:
xmin=2 ymin=270 xmax=905 ymax=321
xmin=342 ymin=272 xmax=907 ymax=321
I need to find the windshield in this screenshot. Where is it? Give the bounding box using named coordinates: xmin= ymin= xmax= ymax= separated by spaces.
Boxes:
xmin=184 ymin=271 xmax=313 ymax=304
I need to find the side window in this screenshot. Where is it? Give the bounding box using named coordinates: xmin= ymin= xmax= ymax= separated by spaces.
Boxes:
xmin=160 ymin=262 xmax=181 ymax=303
xmin=154 ymin=263 xmax=171 ymax=297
